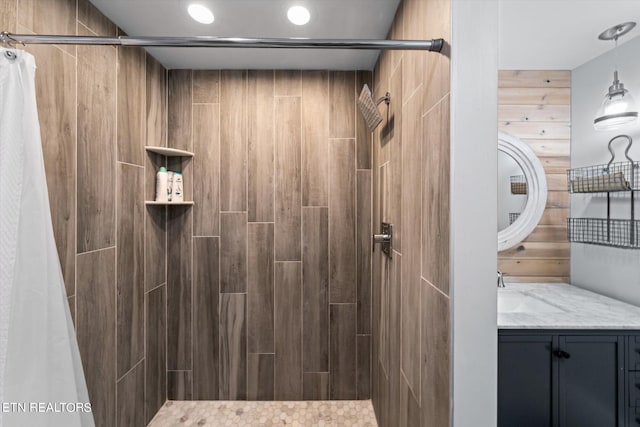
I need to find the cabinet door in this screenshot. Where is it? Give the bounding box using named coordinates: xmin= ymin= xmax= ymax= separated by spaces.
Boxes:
xmin=499 ymin=335 xmax=556 ymax=427
xmin=558 ymin=335 xmax=624 ymax=427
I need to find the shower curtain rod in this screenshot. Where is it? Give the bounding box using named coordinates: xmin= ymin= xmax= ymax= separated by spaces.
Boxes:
xmin=0 ymin=32 xmax=444 ymax=52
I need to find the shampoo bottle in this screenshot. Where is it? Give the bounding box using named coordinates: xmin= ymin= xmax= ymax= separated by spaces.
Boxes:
xmin=172 ymin=172 xmax=184 ymax=202
xmin=155 ymin=166 xmax=168 ymax=202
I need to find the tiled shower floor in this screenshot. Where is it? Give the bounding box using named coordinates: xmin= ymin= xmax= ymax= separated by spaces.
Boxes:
xmin=147 ymin=400 xmax=378 ymax=427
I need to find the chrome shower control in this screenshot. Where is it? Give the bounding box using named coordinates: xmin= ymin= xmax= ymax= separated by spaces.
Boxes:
xmin=372 ymin=222 xmax=393 ymax=258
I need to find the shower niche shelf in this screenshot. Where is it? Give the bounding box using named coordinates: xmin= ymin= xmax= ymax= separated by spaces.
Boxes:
xmin=145 ymin=145 xmax=194 ymax=207
xmin=567 ymin=135 xmax=639 ymax=249
xmin=145 ymin=146 xmax=193 ymax=157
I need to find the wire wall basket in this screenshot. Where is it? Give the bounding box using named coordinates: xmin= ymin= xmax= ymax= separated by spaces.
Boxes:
xmin=509 ymin=212 xmax=521 ymax=225
xmin=567 ymin=160 xmax=639 ymax=193
xmin=510 ymin=175 xmax=528 ymax=195
xmin=568 ymin=218 xmax=640 ymax=249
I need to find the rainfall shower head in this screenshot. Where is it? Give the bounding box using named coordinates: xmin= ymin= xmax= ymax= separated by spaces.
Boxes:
xmin=357 ymin=84 xmax=390 ymax=132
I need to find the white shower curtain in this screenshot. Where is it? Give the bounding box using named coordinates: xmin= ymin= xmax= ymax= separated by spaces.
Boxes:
xmin=0 ymin=48 xmax=93 ymax=427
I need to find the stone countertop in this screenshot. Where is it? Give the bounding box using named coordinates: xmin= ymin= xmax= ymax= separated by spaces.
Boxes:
xmin=498 ymin=282 xmax=640 ymax=329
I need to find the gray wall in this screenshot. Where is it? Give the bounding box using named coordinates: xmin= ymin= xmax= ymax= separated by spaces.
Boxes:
xmin=451 ymin=0 xmax=498 ymax=425
xmin=571 ymin=35 xmax=640 ymax=306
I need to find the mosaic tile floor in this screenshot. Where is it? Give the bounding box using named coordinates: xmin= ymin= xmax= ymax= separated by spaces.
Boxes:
xmin=148 ymin=400 xmax=379 ymax=427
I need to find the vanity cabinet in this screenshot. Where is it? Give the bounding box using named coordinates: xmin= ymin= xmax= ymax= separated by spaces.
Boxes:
xmin=499 ymin=331 xmax=630 ymax=427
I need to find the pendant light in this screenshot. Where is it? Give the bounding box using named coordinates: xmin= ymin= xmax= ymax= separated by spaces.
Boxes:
xmin=593 ymin=22 xmax=638 ymax=131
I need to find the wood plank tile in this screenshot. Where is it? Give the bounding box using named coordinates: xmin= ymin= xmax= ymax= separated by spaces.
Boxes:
xmin=220 ymin=212 xmax=247 ymax=293
xmin=248 ymin=223 xmax=274 ymax=353
xmin=546 ymin=191 xmax=570 ymax=209
xmin=168 ymin=70 xmax=192 ymax=151
xmin=248 ymin=70 xmax=275 ymax=222
xmin=498 ymin=258 xmax=570 ymax=276
xmin=399 ymin=373 xmax=421 ymax=427
xmin=167 ymin=207 xmax=192 ymax=370
xmin=274 ymin=97 xmax=302 ymax=261
xmin=26 ymin=43 xmax=76 ymax=294
xmin=193 ymin=237 xmax=220 ymax=400
xmin=357 ymin=171 xmax=372 ymax=334
xmin=220 ymin=70 xmax=248 ymax=211
xmin=145 ymin=202 xmax=166 ymax=291
xmin=168 ymin=371 xmax=192 ymax=400
xmin=356 ymin=71 xmax=373 ymax=169
xmin=77 ymin=248 xmax=116 ymax=427
xmin=329 ymin=139 xmax=356 ymax=303
xmin=302 ymin=71 xmax=329 ymax=206
xmin=540 ymin=156 xmax=571 ymax=174
xmin=145 ymin=285 xmax=166 ymax=424
xmin=248 ymin=353 xmax=275 ymax=400
xmin=523 ymin=139 xmax=571 ymax=157
xmin=302 ymin=207 xmax=329 ymax=372
xmin=0 ymin=0 xmax=16 ymax=33
xmin=387 ymin=62 xmax=403 ymax=252
xmin=422 ymin=0 xmax=450 ymax=114
xmin=18 ymin=0 xmax=75 ymax=54
xmin=499 ymin=121 xmax=570 ymax=140
xmin=117 ymin=46 xmax=146 ymax=165
xmin=78 ymin=0 xmax=116 ymax=36
xmin=116 ymin=163 xmax=144 ymax=378
xmin=193 ymin=70 xmax=219 ymax=103
xmin=329 ymin=71 xmax=356 ymax=138
xmin=329 ymin=303 xmax=357 ymax=399
xmin=117 ymin=362 xmax=145 ymax=427
xmin=547 ymin=174 xmax=568 ymax=191
xmin=219 ymin=293 xmax=247 ymax=400
xmin=274 ymin=262 xmax=303 ymax=400
xmin=400 ymin=93 xmax=422 ymax=399
xmin=499 ymin=242 xmax=570 ymax=259
xmin=507 ymin=276 xmax=570 ymax=283
xmin=498 ymin=70 xmax=571 ymax=88
xmin=421 ymin=96 xmax=450 ymax=295
xmin=388 ymin=252 xmax=402 ymax=424
xmin=498 ymin=87 xmax=571 ymax=105
xmin=421 ymin=280 xmax=450 ymax=427
xmin=146 ymin=54 xmax=167 ymax=148
xmin=357 ymin=335 xmax=371 ymax=399
xmin=303 ymin=372 xmax=329 ymax=400
xmin=77 ymin=27 xmax=116 ymax=253
xmin=68 ymin=296 xmax=76 ymax=326
xmin=378 ymin=167 xmax=390 ymax=375
xmin=498 ymin=104 xmax=571 ymax=123
xmin=275 ymin=70 xmax=302 ymax=96
xmin=539 ymin=208 xmax=569 ymax=225
xmin=193 ymin=103 xmax=220 ymax=236
xmin=524 ymin=225 xmax=568 ymax=242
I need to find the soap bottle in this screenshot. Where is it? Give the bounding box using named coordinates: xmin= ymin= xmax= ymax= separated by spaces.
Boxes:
xmin=155 ymin=166 xmax=168 ymax=202
xmin=172 ymin=172 xmax=184 ymax=202
xmin=167 ymin=171 xmax=175 ymax=202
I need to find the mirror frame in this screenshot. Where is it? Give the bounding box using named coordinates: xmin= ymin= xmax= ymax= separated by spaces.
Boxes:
xmin=497 ymin=131 xmax=548 ymax=251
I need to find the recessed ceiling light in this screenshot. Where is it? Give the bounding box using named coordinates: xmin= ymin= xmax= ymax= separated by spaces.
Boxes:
xmin=287 ymin=5 xmax=310 ymax=26
xmin=188 ymin=4 xmax=214 ymax=24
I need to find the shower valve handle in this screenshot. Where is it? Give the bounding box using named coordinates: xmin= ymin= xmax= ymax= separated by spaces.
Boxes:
xmin=372 ymin=222 xmax=393 ymax=258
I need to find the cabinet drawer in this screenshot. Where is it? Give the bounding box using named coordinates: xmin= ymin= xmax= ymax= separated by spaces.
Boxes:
xmin=630 ymin=406 xmax=640 ymax=426
xmin=629 ymin=336 xmax=640 ymax=371
xmin=630 ymin=372 xmax=640 ymax=407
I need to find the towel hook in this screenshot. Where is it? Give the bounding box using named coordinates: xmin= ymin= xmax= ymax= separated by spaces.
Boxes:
xmin=606 ymin=134 xmax=635 ymax=170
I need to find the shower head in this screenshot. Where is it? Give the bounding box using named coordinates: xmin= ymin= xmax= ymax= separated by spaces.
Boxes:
xmin=357 ymin=84 xmax=390 ymax=132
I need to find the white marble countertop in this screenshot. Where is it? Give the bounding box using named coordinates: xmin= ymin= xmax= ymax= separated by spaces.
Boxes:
xmin=498 ymin=282 xmax=640 ymax=329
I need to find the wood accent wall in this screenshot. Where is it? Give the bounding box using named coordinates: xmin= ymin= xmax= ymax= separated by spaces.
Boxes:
xmin=165 ymin=70 xmax=372 ymax=402
xmin=498 ymin=70 xmax=571 ymax=282
xmin=4 ymin=1 xmax=168 ymax=425
xmin=371 ymin=0 xmax=451 ymax=425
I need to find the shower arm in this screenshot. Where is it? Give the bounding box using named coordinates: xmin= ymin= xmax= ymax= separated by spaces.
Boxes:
xmin=376 ymin=93 xmax=391 ymax=106
xmin=0 ymin=32 xmax=444 ymax=52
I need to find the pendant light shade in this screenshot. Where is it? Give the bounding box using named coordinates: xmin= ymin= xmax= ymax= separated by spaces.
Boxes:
xmin=593 ymin=22 xmax=638 ymax=131
xmin=593 ymin=70 xmax=638 ymax=130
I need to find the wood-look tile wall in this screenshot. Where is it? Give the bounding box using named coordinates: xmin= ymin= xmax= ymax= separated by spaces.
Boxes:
xmin=5 ymin=0 xmax=168 ymax=425
xmin=371 ymin=0 xmax=452 ymax=425
xmin=498 ymin=70 xmax=571 ymax=282
xmin=166 ymin=69 xmax=372 ymax=401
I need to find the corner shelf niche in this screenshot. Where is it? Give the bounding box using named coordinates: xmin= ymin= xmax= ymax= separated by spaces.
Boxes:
xmin=567 ymin=135 xmax=639 ymax=249
xmin=145 ymin=146 xmax=194 ymax=206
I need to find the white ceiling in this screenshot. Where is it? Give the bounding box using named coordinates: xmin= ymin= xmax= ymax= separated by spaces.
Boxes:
xmin=499 ymin=0 xmax=640 ymax=70
xmin=88 ymin=0 xmax=401 ymax=70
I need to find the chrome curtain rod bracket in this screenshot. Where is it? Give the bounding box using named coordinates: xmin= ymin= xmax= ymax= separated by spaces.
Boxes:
xmin=0 ymin=33 xmax=445 ymax=52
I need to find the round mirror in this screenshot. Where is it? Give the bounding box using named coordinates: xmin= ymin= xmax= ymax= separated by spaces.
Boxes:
xmin=497 ymin=132 xmax=548 ymax=251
